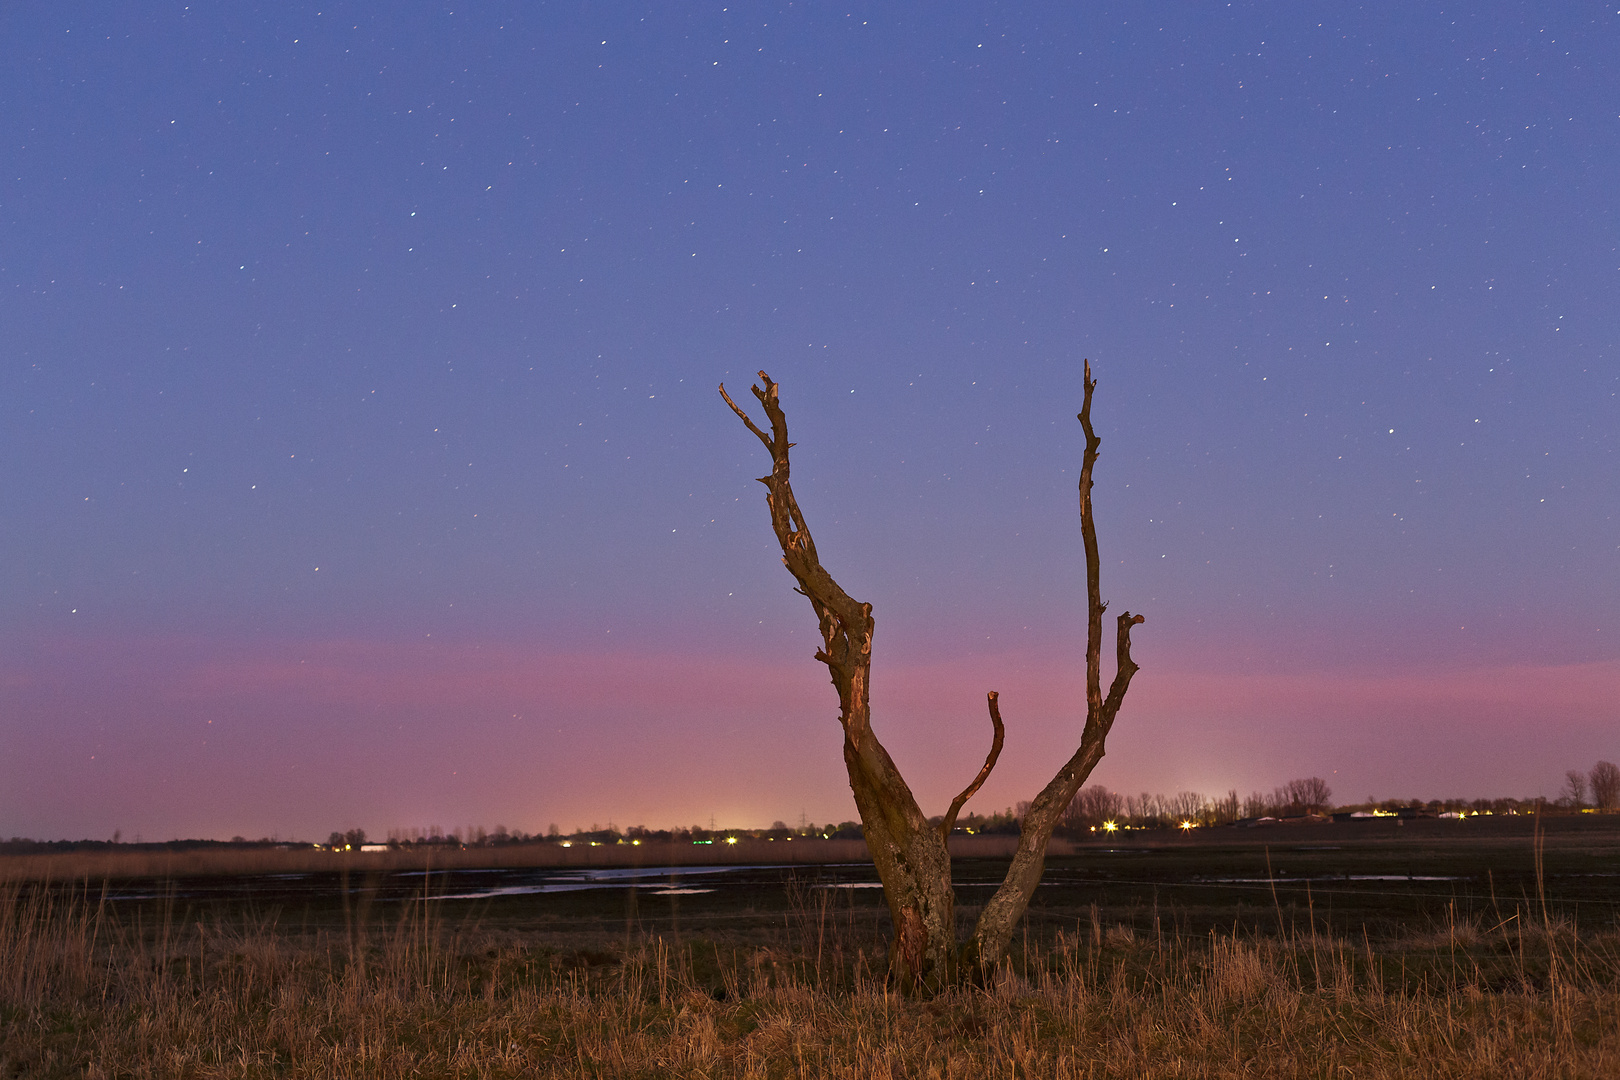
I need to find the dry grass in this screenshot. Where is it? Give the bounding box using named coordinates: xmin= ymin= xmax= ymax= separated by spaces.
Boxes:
xmin=3 ymin=881 xmax=1618 ymax=1078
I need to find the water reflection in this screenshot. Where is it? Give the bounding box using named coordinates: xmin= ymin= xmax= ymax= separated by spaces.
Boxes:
xmin=421 ymin=864 xmax=766 ymax=900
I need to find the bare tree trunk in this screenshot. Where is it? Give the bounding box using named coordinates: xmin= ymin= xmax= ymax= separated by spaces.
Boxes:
xmin=721 ymin=374 xmax=976 ymax=991
xmin=722 ymin=362 xmax=1140 ymax=992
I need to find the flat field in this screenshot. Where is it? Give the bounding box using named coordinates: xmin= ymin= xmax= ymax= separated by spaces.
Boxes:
xmin=3 ymin=816 xmax=1617 ymax=1077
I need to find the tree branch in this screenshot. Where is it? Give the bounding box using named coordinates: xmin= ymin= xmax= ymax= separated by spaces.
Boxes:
xmin=718 ymin=373 xmax=871 ymax=718
xmin=963 ymin=359 xmax=1145 ymax=978
xmin=718 ymin=381 xmax=774 ymax=452
xmin=939 ymin=692 xmax=1006 ymax=839
xmin=1102 ymin=611 xmax=1145 ymax=724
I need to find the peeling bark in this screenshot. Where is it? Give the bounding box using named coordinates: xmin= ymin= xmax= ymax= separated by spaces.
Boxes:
xmin=722 ymin=361 xmax=1142 ymax=992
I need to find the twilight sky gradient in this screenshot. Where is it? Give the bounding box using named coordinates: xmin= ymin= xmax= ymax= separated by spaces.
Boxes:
xmin=3 ymin=3 xmax=1616 ymax=842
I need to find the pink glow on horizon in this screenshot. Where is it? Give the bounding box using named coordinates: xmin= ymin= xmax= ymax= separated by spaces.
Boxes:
xmin=4 ymin=632 xmax=1613 ymax=840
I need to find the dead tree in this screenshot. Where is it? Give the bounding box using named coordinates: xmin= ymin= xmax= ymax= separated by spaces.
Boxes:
xmin=721 ymin=362 xmax=1143 ymax=990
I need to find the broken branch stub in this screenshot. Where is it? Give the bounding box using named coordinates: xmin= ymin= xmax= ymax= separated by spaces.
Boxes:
xmin=940 ymin=693 xmax=1006 ymax=840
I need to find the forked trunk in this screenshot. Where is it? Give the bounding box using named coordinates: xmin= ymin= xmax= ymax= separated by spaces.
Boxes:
xmin=722 ymin=363 xmax=1141 ymax=992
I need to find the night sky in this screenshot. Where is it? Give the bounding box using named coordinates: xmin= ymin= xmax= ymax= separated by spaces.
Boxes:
xmin=4 ymin=3 xmax=1615 ymax=842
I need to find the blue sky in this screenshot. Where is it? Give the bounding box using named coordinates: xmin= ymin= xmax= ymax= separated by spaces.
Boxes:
xmin=3 ymin=3 xmax=1615 ymax=840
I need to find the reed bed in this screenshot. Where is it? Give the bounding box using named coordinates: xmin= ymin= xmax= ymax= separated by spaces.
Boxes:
xmin=2 ymin=880 xmax=1617 ymax=1078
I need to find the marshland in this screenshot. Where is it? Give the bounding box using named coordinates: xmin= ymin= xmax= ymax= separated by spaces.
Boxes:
xmin=5 ymin=815 xmax=1617 ymax=1078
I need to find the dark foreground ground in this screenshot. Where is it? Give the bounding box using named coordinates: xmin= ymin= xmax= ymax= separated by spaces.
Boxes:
xmin=23 ymin=813 xmax=1619 ymax=947
xmin=5 ymin=815 xmax=1619 ymax=1078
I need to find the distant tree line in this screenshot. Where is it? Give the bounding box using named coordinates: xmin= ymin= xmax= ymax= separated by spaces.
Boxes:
xmin=362 ymin=820 xmax=875 ymax=850
xmin=1046 ymin=765 xmax=1620 ymax=835
xmin=357 ymin=811 xmax=1028 ymax=848
xmin=6 ymin=763 xmax=1614 ymax=853
xmin=1050 ymin=777 xmax=1335 ymax=832
xmin=1561 ymin=760 xmax=1620 ymax=810
xmin=340 ymin=768 xmax=1620 ymax=851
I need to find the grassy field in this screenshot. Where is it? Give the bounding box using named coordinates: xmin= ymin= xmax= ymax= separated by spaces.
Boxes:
xmin=3 ymin=817 xmax=1618 ymax=1077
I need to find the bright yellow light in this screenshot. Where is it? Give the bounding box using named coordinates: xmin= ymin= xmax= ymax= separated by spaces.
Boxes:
xmin=631 ymin=838 xmax=642 ymax=845
xmin=559 ymin=841 xmax=572 ymax=848
xmin=1102 ymin=820 xmax=1118 ymax=833
xmin=725 ymin=836 xmax=739 ymax=845
xmin=1179 ymin=820 xmax=1195 ymax=831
